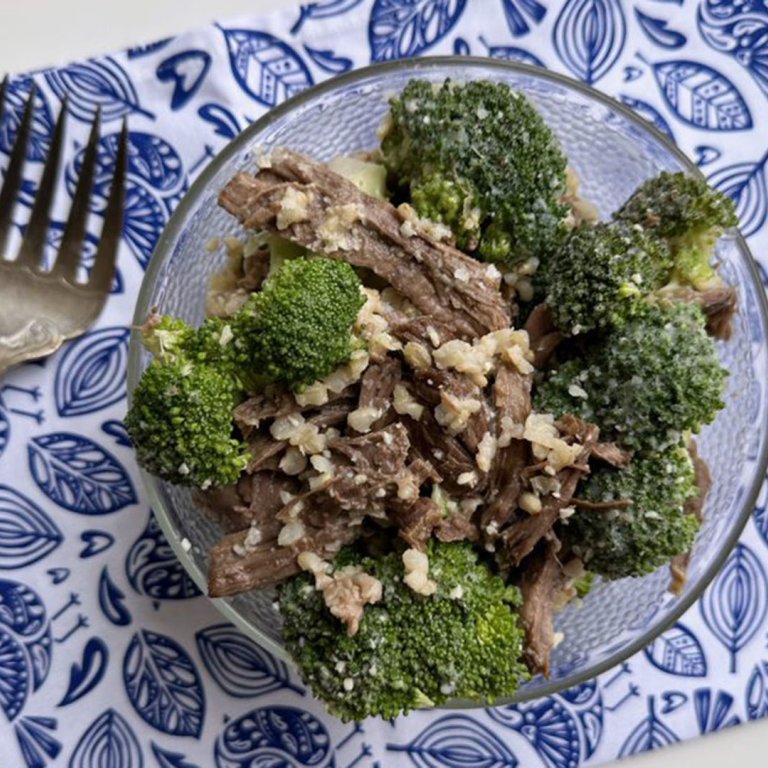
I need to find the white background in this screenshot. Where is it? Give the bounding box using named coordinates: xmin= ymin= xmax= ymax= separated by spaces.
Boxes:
xmin=0 ymin=1 xmax=765 ymax=766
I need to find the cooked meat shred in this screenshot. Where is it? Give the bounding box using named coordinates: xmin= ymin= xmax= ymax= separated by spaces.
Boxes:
xmin=519 ymin=539 xmax=567 ymax=676
xmin=219 ymin=149 xmax=511 ymax=338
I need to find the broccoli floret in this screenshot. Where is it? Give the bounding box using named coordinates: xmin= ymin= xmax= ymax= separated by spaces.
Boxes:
xmin=139 ymin=315 xmax=195 ymax=362
xmin=573 ymin=571 xmax=595 ymax=599
xmin=541 ymin=221 xmax=673 ymax=335
xmin=535 ymin=302 xmax=727 ymax=450
xmin=381 ymin=79 xmax=568 ymax=265
xmin=566 ymin=444 xmax=699 ymax=579
xmin=279 ymin=541 xmax=528 ymax=721
xmin=239 ymin=256 xmax=364 ymax=390
xmin=614 ymin=171 xmax=737 ymax=290
xmin=125 ymin=358 xmax=248 ymax=487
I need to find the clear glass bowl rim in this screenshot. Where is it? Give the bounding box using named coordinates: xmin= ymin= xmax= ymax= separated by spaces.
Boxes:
xmin=126 ymin=55 xmax=768 ymax=703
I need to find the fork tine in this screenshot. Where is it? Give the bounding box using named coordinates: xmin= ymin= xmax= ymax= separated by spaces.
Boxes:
xmin=53 ymin=109 xmax=101 ymax=281
xmin=88 ymin=119 xmax=126 ymax=294
xmin=17 ymin=97 xmax=68 ymax=269
xmin=0 ymin=81 xmax=36 ymax=256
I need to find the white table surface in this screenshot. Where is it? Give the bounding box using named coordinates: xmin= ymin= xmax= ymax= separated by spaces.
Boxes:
xmin=1 ymin=2 xmax=765 ymax=766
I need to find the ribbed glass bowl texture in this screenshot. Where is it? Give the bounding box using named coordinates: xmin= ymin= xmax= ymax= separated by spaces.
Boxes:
xmin=127 ymin=57 xmax=768 ymax=705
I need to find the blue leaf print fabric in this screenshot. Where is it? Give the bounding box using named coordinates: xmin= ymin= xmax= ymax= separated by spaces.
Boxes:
xmin=1 ymin=2 xmax=768 ymax=767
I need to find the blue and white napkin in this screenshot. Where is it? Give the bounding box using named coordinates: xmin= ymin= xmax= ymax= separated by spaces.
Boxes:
xmin=1 ymin=1 xmax=768 ymax=766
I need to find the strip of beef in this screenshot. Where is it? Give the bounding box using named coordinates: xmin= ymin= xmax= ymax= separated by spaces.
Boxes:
xmin=326 ymin=423 xmax=411 ymax=511
xmin=208 ymin=510 xmax=360 ymax=596
xmin=686 ymin=439 xmax=712 ymax=522
xmin=234 ymin=390 xmax=298 ymax=437
xmin=410 ymin=367 xmax=491 ymax=454
xmin=519 ymin=539 xmax=567 ymax=676
xmin=352 ymin=357 xmax=401 ymax=433
xmin=391 ymin=497 xmax=444 ymax=550
xmin=390 ymin=316 xmax=461 ymax=348
xmin=247 ymin=434 xmax=287 ymax=472
xmin=524 ymin=304 xmax=562 ymax=368
xmin=196 ymin=472 xmax=297 ymax=534
xmin=591 ymin=441 xmax=632 ymax=468
xmin=219 ymin=149 xmax=510 ymax=338
xmin=481 ymin=365 xmax=532 ymax=538
xmin=501 ymin=417 xmax=599 ymax=567
xmin=661 ymin=284 xmax=738 ymax=340
xmin=402 ymin=410 xmax=478 ymax=495
xmin=237 ymin=387 xmax=358 ymax=437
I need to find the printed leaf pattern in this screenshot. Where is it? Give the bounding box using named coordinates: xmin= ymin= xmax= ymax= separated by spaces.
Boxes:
xmin=553 ymin=0 xmax=626 ymax=84
xmin=644 ymin=623 xmax=707 ymax=677
xmin=58 ymin=638 xmax=109 ymax=707
xmin=123 ymin=630 xmax=205 ymax=737
xmin=291 ymin=0 xmax=366 ymax=34
xmin=151 ymin=743 xmax=201 ymax=768
xmin=634 ymin=9 xmax=686 ymax=49
xmin=44 ymin=58 xmax=152 ymax=122
xmin=14 ymin=715 xmax=61 ymax=768
xmin=304 ymin=46 xmax=354 ymax=74
xmin=0 ymin=485 xmax=62 ymax=569
xmin=695 ymin=689 xmax=740 ymax=733
xmin=215 ymin=706 xmax=335 ymax=767
xmin=501 ymin=0 xmax=546 ymax=37
xmin=28 ymin=433 xmax=136 ymax=514
xmin=618 ymin=94 xmax=675 ymax=140
xmin=708 ymin=151 xmax=768 ymax=239
xmin=98 ymin=567 xmax=132 ymax=626
xmin=619 ymin=697 xmax=679 ymax=757
xmin=69 ymin=709 xmax=143 ymax=768
xmin=369 ymin=0 xmax=467 ymax=61
xmin=701 ymin=543 xmax=768 ymax=673
xmin=649 ymin=59 xmax=753 ymax=131
xmin=54 ymin=327 xmax=129 ymax=418
xmin=126 ymin=514 xmax=200 ymax=600
xmin=220 ymin=27 xmax=314 ymax=107
xmin=489 ymin=699 xmax=581 ymax=768
xmin=698 ymin=0 xmax=768 ymax=97
xmin=156 ymin=50 xmax=212 ymax=111
xmin=196 ymin=624 xmax=302 ymax=698
xmin=484 ymin=42 xmax=545 ymax=67
xmin=746 ymin=661 xmax=768 ymax=720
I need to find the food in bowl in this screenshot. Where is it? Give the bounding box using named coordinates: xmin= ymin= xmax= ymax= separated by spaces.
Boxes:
xmin=126 ymin=79 xmax=737 ymax=720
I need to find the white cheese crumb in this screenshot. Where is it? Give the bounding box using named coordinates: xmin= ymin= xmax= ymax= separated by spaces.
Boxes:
xmin=402 ymin=548 xmax=437 ymax=596
xmin=393 ymin=383 xmax=425 ymax=421
xmin=276 ymin=186 xmax=312 ymax=230
xmin=457 ymin=471 xmax=479 ymax=487
xmin=475 ymin=432 xmax=498 ymax=473
xmin=343 ymin=678 xmax=355 ymax=692
xmin=519 ymin=491 xmax=542 ymax=515
xmin=180 ymin=538 xmax=192 ymax=552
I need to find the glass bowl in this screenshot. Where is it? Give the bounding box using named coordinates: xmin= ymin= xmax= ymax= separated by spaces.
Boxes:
xmin=127 ymin=57 xmax=768 ymax=705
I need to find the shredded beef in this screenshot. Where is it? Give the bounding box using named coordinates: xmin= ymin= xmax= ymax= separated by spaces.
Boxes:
xmin=591 ymin=441 xmax=632 ymax=468
xmin=402 ymin=410 xmax=478 ymax=495
xmin=524 ymin=304 xmax=563 ymax=368
xmin=353 ymin=357 xmax=401 ymax=432
xmin=482 ymin=365 xmax=532 ymax=539
xmin=501 ymin=418 xmax=599 ymax=566
xmin=519 ymin=539 xmax=567 ymax=676
xmin=219 ymin=149 xmax=510 ymax=338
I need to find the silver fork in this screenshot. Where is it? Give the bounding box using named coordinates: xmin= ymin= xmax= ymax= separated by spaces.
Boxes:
xmin=0 ymin=76 xmax=127 ymax=375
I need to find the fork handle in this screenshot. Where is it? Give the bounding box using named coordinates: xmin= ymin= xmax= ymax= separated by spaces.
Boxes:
xmin=0 ymin=319 xmax=63 ymax=377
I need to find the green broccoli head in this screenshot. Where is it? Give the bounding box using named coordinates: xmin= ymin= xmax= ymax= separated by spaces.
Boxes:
xmin=535 ymin=302 xmax=727 ymax=450
xmin=240 ymin=256 xmax=365 ymax=390
xmin=279 ymin=541 xmax=528 ymax=721
xmin=139 ymin=314 xmax=195 ymax=362
xmin=614 ymin=171 xmax=737 ymax=290
xmin=381 ymin=79 xmax=568 ymax=265
xmin=565 ymin=444 xmax=700 ymax=579
xmin=541 ymin=221 xmax=674 ymax=335
xmin=125 ymin=358 xmax=248 ymax=487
